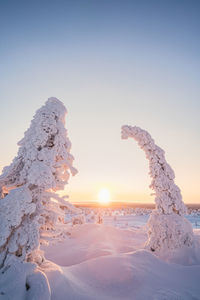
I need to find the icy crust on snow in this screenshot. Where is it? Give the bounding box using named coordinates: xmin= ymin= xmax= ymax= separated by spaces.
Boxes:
xmin=121 ymin=125 xmax=194 ymax=253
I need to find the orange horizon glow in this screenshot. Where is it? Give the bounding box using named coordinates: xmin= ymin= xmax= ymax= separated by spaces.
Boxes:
xmin=62 ymin=190 xmax=200 ymax=205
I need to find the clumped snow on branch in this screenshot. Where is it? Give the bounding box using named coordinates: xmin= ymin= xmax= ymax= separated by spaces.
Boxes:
xmin=0 ymin=98 xmax=77 ymax=299
xmin=121 ymin=125 xmax=194 ymax=253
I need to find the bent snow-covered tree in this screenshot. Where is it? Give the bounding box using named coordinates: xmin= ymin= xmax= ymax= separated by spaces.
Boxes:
xmin=121 ymin=125 xmax=194 ymax=253
xmin=0 ymin=98 xmax=78 ymax=269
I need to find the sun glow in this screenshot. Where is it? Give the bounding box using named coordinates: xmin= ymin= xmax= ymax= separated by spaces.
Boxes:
xmin=98 ymin=188 xmax=111 ymax=204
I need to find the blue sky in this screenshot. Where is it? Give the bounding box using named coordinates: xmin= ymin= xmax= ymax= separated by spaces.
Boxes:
xmin=0 ymin=0 xmax=200 ymax=203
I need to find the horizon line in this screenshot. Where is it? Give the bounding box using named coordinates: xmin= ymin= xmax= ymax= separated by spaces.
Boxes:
xmin=70 ymin=201 xmax=200 ymax=206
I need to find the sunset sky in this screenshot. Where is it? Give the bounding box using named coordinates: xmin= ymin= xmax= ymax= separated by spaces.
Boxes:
xmin=0 ymin=1 xmax=200 ymax=203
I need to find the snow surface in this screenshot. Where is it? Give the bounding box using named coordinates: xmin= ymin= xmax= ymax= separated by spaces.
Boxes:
xmin=1 ymin=211 xmax=200 ymax=299
xmin=39 ymin=215 xmax=200 ymax=300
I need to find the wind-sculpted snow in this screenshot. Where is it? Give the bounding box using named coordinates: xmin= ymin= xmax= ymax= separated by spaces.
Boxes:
xmin=42 ymin=223 xmax=200 ymax=300
xmin=121 ymin=125 xmax=194 ymax=253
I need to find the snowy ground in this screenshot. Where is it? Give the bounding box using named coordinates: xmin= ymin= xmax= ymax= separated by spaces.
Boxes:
xmin=40 ymin=211 xmax=200 ymax=300
xmin=103 ymin=214 xmax=200 ymax=229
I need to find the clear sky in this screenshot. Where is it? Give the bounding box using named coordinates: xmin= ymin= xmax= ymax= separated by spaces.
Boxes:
xmin=0 ymin=0 xmax=200 ymax=203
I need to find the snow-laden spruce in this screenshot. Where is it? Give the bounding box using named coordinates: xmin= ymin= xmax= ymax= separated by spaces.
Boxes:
xmin=121 ymin=125 xmax=194 ymax=253
xmin=0 ymin=98 xmax=78 ymax=270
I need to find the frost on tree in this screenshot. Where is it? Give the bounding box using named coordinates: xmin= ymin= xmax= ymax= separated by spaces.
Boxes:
xmin=121 ymin=125 xmax=194 ymax=253
xmin=0 ymin=98 xmax=78 ymax=270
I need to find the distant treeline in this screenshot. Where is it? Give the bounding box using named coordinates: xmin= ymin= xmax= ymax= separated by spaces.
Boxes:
xmin=74 ymin=202 xmax=200 ymax=209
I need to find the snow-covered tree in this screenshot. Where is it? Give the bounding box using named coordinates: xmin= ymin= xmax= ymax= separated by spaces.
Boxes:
xmin=0 ymin=97 xmax=78 ymax=269
xmin=121 ymin=125 xmax=194 ymax=253
xmin=96 ymin=212 xmax=104 ymax=224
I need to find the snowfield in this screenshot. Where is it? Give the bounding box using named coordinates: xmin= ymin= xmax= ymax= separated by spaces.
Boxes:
xmin=40 ymin=213 xmax=200 ymax=300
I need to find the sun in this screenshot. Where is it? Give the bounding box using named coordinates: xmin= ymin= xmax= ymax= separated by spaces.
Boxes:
xmin=98 ymin=188 xmax=111 ymax=204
